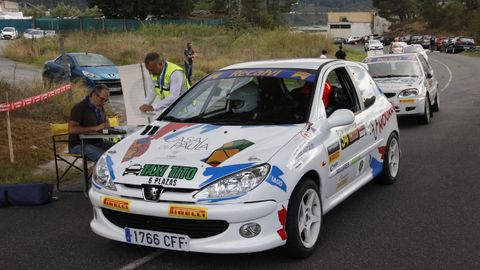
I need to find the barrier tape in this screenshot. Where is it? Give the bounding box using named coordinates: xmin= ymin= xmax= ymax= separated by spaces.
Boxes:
xmin=0 ymin=84 xmax=71 ymax=113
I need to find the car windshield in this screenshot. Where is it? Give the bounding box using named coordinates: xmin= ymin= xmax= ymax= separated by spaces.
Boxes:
xmin=160 ymin=68 xmax=318 ymax=125
xmin=369 ymin=40 xmax=381 ymax=45
xmin=367 ymin=61 xmax=422 ymax=78
xmin=3 ymin=27 xmax=14 ymax=32
xmin=74 ymin=54 xmax=114 ymax=67
xmin=32 ymin=30 xmax=44 ymax=35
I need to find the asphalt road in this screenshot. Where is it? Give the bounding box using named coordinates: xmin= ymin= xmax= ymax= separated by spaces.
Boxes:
xmin=0 ymin=40 xmax=42 ymax=84
xmin=1 ymin=48 xmax=480 ymax=269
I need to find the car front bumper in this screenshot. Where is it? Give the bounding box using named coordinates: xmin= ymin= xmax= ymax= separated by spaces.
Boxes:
xmin=89 ymin=187 xmax=287 ymax=253
xmin=389 ymin=96 xmax=426 ymax=116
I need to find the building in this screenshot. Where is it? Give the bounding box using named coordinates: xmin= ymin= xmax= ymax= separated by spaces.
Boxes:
xmin=327 ymin=11 xmax=390 ymax=39
xmin=0 ymin=1 xmax=24 ymax=19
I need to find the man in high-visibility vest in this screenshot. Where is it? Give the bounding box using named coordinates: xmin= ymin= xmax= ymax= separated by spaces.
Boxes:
xmin=139 ymin=52 xmax=190 ymax=112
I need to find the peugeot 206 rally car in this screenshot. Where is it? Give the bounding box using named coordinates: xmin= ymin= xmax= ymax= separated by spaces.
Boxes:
xmin=363 ymin=53 xmax=440 ymax=124
xmin=89 ymin=59 xmax=401 ymax=258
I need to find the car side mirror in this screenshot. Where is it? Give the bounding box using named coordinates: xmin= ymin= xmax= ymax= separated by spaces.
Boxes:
xmin=327 ymin=109 xmax=355 ymax=128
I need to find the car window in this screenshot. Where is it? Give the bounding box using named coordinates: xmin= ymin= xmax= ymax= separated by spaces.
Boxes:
xmin=65 ymin=55 xmax=75 ymax=68
xmin=74 ymin=54 xmax=114 ymax=67
xmin=54 ymin=56 xmax=65 ymax=65
xmin=324 ymin=67 xmax=361 ymax=117
xmin=348 ymin=65 xmax=376 ymax=109
xmin=417 ymin=55 xmax=431 ymax=75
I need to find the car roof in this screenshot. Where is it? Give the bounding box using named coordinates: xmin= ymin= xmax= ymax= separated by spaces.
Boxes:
xmin=220 ymin=58 xmax=338 ymax=71
xmin=67 ymin=52 xmax=103 ymax=57
xmin=363 ymin=53 xmax=419 ymax=63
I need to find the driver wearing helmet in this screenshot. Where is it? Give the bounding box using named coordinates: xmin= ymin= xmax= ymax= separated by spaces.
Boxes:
xmin=228 ymin=82 xmax=261 ymax=119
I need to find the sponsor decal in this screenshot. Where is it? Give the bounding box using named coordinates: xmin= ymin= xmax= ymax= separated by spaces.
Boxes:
xmin=358 ymin=159 xmax=365 ymax=174
xmin=369 ymin=155 xmax=383 ymax=177
xmin=102 ymin=196 xmax=130 ymax=212
xmin=200 ymin=163 xmax=255 ymax=188
xmin=327 ymin=143 xmax=340 ymax=164
xmin=374 ymin=106 xmax=395 ymax=137
xmin=151 ymin=122 xmax=195 ymax=140
xmin=204 ymin=139 xmax=254 ymax=167
xmin=122 ymin=164 xmax=198 ymax=187
xmin=294 ymin=141 xmax=314 ymax=159
xmin=322 ymin=161 xmax=326 ymax=167
xmin=266 ymin=166 xmax=287 ymax=192
xmin=204 ymin=69 xmax=316 ymax=83
xmin=143 ymin=185 xmax=164 ymax=201
xmin=123 ymin=164 xmax=143 ymax=176
xmin=337 ymin=125 xmax=364 ymax=150
xmin=165 ymin=136 xmax=209 ymax=151
xmin=168 ymin=205 xmax=208 ymax=219
xmin=106 ymin=155 xmax=116 ymax=181
xmin=336 ymin=174 xmax=349 ymax=190
xmin=357 ymin=124 xmax=366 ymax=137
xmin=122 ymin=137 xmax=151 ymax=163
xmin=399 ymin=99 xmax=415 ymax=103
xmin=277 ymin=206 xmax=287 ymax=241
xmin=378 ymin=146 xmax=386 ymax=160
xmin=197 ymin=195 xmax=242 ymax=203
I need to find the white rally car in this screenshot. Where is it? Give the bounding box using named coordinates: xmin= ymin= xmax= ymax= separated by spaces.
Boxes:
xmin=363 ymin=53 xmax=439 ymax=124
xmin=89 ymin=59 xmax=400 ymax=258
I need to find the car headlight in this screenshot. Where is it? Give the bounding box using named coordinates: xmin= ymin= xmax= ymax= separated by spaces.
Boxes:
xmin=82 ymin=70 xmax=99 ymax=79
xmin=194 ymin=164 xmax=271 ymax=200
xmin=399 ymin=88 xmax=419 ymax=97
xmin=92 ymin=155 xmax=117 ymax=191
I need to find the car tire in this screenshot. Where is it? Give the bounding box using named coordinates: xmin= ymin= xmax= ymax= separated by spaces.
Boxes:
xmin=431 ymin=92 xmax=440 ymax=112
xmin=374 ymin=132 xmax=400 ymax=185
xmin=281 ymin=177 xmax=322 ymax=259
xmin=418 ymin=96 xmax=431 ymax=125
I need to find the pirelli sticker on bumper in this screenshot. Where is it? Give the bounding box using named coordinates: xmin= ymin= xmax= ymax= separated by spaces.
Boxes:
xmin=102 ymin=196 xmax=131 ymax=212
xmin=168 ymin=205 xmax=208 ymax=219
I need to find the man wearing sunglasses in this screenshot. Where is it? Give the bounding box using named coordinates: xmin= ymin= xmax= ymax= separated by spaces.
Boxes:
xmin=68 ymin=84 xmax=114 ymax=162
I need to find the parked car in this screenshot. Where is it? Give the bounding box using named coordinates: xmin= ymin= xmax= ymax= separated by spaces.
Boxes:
xmin=444 ymin=36 xmax=476 ymax=53
xmin=333 ymin=37 xmax=347 ymax=44
xmin=402 ymin=44 xmax=429 ymax=61
xmin=401 ymin=35 xmax=412 ymax=44
xmin=420 ymin=35 xmax=433 ymax=49
xmin=440 ymin=38 xmax=453 ymax=52
xmin=365 ymin=39 xmax=384 ymax=51
xmin=23 ymin=29 xmax=46 ymax=39
xmin=389 ymin=42 xmax=408 ymax=54
xmin=89 ymin=58 xmax=400 ymax=258
xmin=347 ymin=36 xmax=361 ymax=44
xmin=363 ymin=53 xmax=439 ymax=124
xmin=434 ymin=37 xmax=448 ymax=51
xmin=0 ymin=27 xmax=18 ymax=40
xmin=42 ymin=52 xmax=122 ymax=93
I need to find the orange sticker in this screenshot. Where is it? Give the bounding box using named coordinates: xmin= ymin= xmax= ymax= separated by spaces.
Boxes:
xmin=102 ymin=196 xmax=130 ymax=212
xmin=169 ymin=205 xmax=208 ymax=219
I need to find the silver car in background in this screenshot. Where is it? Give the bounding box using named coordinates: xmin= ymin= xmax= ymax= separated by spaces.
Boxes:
xmin=363 ymin=53 xmax=440 ymax=124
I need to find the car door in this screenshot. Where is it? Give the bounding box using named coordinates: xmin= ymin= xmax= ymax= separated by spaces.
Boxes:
xmin=321 ymin=65 xmax=372 ymax=198
xmin=417 ymin=54 xmax=437 ymax=102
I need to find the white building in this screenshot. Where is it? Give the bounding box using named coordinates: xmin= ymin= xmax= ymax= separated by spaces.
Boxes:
xmin=327 ymin=12 xmax=390 ymax=39
xmin=0 ymin=1 xmax=24 ymax=19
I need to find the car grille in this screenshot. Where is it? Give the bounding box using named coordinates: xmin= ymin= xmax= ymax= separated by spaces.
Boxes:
xmin=94 ymin=80 xmax=121 ymax=89
xmin=102 ymin=208 xmax=229 ymax=239
xmin=384 ymin=92 xmax=396 ymax=98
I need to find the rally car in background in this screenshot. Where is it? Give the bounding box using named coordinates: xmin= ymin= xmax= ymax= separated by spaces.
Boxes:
xmin=89 ymin=58 xmax=400 ymax=258
xmin=42 ymin=52 xmax=122 ymax=93
xmin=1 ymin=27 xmax=18 ymax=40
xmin=363 ymin=53 xmax=439 ymax=124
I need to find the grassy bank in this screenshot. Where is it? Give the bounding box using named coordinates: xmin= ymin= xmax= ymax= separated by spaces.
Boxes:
xmin=4 ymin=25 xmax=341 ymax=82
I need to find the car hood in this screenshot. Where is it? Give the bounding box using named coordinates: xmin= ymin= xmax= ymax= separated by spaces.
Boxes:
xmin=374 ymin=77 xmax=423 ymax=93
xmin=106 ymin=121 xmax=304 ymax=189
xmin=81 ymin=66 xmax=120 ymax=79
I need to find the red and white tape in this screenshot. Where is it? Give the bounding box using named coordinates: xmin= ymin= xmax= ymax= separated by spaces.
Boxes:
xmin=0 ymin=84 xmax=71 ymax=113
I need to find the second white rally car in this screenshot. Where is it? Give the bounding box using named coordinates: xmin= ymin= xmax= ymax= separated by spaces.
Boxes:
xmin=89 ymin=58 xmax=400 ymax=258
xmin=363 ymin=53 xmax=440 ymax=124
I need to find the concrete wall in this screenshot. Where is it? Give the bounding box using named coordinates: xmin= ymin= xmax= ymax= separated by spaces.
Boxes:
xmin=0 ymin=1 xmax=20 ymax=12
xmin=328 ymin=22 xmax=372 ymax=39
xmin=327 ymin=12 xmax=374 ymax=23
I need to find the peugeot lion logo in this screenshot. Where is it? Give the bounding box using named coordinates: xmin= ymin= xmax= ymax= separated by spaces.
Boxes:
xmin=143 ymin=185 xmax=163 ymax=201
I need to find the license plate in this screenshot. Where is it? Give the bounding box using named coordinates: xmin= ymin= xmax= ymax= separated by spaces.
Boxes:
xmin=125 ymin=227 xmax=190 ymax=251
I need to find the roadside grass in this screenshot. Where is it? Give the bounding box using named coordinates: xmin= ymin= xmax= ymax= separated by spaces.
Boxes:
xmin=0 ymin=79 xmax=113 ymax=184
xmin=4 ymin=25 xmax=334 ymax=82
xmin=463 ymin=49 xmax=480 ymax=57
xmin=344 ymin=48 xmax=367 ymax=62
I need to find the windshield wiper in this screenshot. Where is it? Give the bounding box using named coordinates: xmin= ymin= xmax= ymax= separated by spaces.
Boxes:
xmin=373 ymin=75 xmax=418 ymax=78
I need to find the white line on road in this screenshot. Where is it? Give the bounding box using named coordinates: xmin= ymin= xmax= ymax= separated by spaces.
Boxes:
xmin=431 ymin=58 xmax=453 ymax=92
xmin=118 ymin=250 xmax=166 ymax=270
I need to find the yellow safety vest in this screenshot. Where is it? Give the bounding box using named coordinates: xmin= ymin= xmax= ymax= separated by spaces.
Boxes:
xmin=151 ymin=61 xmax=190 ymax=99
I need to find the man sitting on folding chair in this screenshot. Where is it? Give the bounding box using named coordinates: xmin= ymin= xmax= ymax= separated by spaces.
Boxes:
xmin=68 ymin=84 xmax=114 ymax=162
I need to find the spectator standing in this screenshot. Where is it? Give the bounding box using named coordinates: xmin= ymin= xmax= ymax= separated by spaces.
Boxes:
xmin=335 ymin=45 xmax=347 ymax=60
xmin=320 ymin=49 xmax=328 ymax=59
xmin=139 ymin=52 xmax=190 ymax=113
xmin=184 ymin=42 xmax=197 ymax=85
xmin=68 ymin=84 xmax=114 ymax=162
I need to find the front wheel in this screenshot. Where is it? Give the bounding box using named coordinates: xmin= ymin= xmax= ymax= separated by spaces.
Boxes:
xmin=282 ymin=178 xmax=322 ymax=258
xmin=374 ymin=132 xmax=400 ymax=185
xmin=418 ymin=96 xmax=431 ymax=125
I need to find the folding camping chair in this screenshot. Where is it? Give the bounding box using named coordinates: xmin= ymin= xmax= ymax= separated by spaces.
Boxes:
xmin=50 ymin=123 xmax=85 ymax=192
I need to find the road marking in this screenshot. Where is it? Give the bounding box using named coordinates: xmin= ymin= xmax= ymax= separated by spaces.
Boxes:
xmin=431 ymin=58 xmax=452 ymax=92
xmin=118 ymin=250 xmax=166 ymax=270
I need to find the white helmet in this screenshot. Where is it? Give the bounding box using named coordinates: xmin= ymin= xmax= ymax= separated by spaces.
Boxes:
xmin=229 ymin=83 xmax=260 ymax=113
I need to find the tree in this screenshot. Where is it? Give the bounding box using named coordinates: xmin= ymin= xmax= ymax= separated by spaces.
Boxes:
xmin=87 ymin=0 xmax=194 ymax=19
xmin=20 ymin=5 xmax=48 ymax=17
xmin=51 ymin=2 xmax=82 ymax=18
xmin=373 ymin=0 xmax=416 ymax=22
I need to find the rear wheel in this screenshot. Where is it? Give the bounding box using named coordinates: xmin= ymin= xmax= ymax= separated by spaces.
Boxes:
xmin=282 ymin=178 xmax=322 ymax=258
xmin=374 ymin=133 xmax=400 ymax=185
xmin=418 ymin=96 xmax=431 ymax=125
xmin=432 ymin=92 xmax=440 ymax=112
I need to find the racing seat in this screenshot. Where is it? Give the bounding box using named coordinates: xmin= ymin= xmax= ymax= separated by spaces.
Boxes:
xmin=51 ymin=116 xmax=120 ymax=192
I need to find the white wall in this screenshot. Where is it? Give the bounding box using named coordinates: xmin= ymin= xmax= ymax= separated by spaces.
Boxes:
xmin=351 ymin=23 xmax=372 ymax=38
